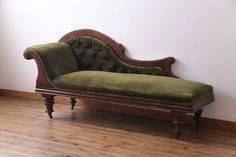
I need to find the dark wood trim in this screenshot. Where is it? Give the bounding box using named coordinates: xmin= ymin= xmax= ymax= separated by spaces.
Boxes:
xmin=59 ymin=29 xmax=176 ymax=77
xmin=59 ymin=29 xmax=126 ymax=56
xmin=70 ymin=97 xmax=76 ymax=110
xmin=0 ymin=89 xmax=235 ymax=131
xmin=23 ymin=29 xmax=214 ymax=138
xmin=35 ymin=88 xmax=214 ymax=113
xmin=0 ymin=89 xmax=42 ymax=100
xmin=194 ymin=109 xmax=203 ymax=128
xmin=42 ymin=94 xmax=54 ymax=119
xmin=171 ymin=111 xmax=186 ymax=139
xmin=23 ymin=49 xmax=53 ymax=88
xmin=24 ymin=29 xmax=176 ymax=89
xmin=0 ymin=89 xmax=65 ymax=103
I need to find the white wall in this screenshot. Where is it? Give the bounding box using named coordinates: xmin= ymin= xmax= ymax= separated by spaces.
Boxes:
xmin=0 ymin=0 xmax=236 ymax=121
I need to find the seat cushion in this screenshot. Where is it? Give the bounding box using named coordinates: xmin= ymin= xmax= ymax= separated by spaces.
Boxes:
xmin=52 ymin=71 xmax=213 ymax=106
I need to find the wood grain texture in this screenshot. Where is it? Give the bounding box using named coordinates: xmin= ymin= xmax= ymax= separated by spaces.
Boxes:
xmin=0 ymin=96 xmax=236 ymax=157
xmin=23 ymin=29 xmax=214 ymax=138
xmin=23 ymin=49 xmax=53 ymax=88
xmin=0 ymin=89 xmax=235 ymax=131
xmin=59 ymin=29 xmax=176 ymax=77
xmin=24 ymin=29 xmax=176 ymax=89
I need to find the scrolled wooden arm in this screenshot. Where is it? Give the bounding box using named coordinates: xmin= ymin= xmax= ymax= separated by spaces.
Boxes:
xmin=23 ymin=48 xmax=53 ymax=88
xmin=121 ymin=56 xmax=176 ymax=77
xmin=23 ymin=48 xmax=34 ymax=60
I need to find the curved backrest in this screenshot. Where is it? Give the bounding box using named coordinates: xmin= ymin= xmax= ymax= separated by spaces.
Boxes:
xmin=59 ymin=29 xmax=165 ymax=76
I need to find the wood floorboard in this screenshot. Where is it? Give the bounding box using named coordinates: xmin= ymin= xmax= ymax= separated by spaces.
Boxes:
xmin=0 ymin=96 xmax=236 ymax=157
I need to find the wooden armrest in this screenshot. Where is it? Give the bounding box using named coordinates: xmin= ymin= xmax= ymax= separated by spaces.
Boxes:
xmin=23 ymin=43 xmax=78 ymax=88
xmin=24 ymin=48 xmax=53 ymax=88
xmin=121 ymin=54 xmax=176 ymax=77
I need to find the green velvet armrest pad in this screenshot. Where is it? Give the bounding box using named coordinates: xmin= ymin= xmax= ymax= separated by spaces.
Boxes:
xmin=28 ymin=43 xmax=78 ymax=80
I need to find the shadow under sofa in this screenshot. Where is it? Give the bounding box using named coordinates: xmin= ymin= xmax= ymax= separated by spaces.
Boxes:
xmin=24 ymin=29 xmax=214 ymax=139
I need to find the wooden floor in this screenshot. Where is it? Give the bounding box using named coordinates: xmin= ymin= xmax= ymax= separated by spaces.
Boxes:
xmin=0 ymin=96 xmax=236 ymax=157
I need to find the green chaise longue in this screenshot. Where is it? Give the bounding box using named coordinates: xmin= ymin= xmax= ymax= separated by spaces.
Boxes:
xmin=24 ymin=29 xmax=214 ymax=139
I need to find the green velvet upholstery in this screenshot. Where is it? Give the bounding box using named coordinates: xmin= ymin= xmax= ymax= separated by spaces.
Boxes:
xmin=66 ymin=36 xmax=165 ymax=76
xmin=52 ymin=71 xmax=213 ymax=106
xmin=29 ymin=37 xmax=213 ymax=108
xmin=29 ymin=43 xmax=78 ymax=80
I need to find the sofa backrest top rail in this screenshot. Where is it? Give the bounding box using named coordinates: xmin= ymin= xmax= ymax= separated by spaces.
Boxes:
xmin=59 ymin=29 xmax=176 ymax=77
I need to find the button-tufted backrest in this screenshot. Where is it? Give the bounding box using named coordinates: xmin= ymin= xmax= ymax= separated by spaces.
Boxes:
xmin=65 ymin=36 xmax=165 ymax=76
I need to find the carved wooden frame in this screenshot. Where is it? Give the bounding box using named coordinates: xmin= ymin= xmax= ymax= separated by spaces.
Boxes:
xmin=24 ymin=29 xmax=214 ymax=139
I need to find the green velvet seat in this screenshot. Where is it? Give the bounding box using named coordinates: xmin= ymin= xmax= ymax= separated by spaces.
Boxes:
xmin=52 ymin=71 xmax=213 ymax=107
xmin=24 ymin=29 xmax=214 ymax=139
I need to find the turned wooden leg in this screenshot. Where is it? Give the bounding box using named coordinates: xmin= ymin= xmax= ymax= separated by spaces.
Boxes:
xmin=42 ymin=94 xmax=55 ymax=119
xmin=194 ymin=109 xmax=203 ymax=128
xmin=70 ymin=97 xmax=76 ymax=110
xmin=172 ymin=111 xmax=186 ymax=139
